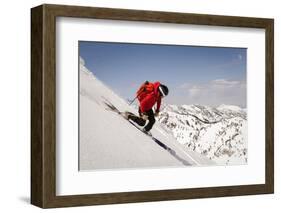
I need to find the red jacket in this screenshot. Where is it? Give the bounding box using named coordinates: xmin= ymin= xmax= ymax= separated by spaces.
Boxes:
xmin=137 ymin=82 xmax=162 ymax=113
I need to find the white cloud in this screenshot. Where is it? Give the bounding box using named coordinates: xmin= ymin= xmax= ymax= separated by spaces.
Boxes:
xmin=211 ymin=79 xmax=240 ymax=86
xmin=188 ymin=85 xmax=203 ymax=98
xmin=238 ymin=54 xmax=242 ymax=60
xmin=176 ymin=79 xmax=246 ymax=107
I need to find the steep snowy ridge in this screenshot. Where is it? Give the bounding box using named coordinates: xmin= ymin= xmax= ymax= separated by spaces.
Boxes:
xmin=157 ymin=104 xmax=247 ymax=165
xmin=79 ymin=57 xmax=214 ymax=170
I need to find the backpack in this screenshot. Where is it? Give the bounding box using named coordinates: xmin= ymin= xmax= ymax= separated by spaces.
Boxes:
xmin=136 ymin=81 xmax=154 ymax=97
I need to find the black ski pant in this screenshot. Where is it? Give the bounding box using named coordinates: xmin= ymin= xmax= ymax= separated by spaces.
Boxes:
xmin=129 ymin=108 xmax=155 ymax=132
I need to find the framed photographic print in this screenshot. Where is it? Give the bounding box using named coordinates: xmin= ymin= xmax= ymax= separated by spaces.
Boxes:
xmin=31 ymin=4 xmax=274 ymax=208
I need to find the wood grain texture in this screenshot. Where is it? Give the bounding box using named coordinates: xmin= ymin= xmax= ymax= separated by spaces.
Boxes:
xmin=265 ymin=20 xmax=274 ymax=193
xmin=44 ymin=4 xmax=272 ymax=28
xmin=31 ymin=5 xmax=43 ymax=207
xmin=31 ymin=5 xmax=57 ymax=208
xmin=31 ymin=4 xmax=274 ymax=208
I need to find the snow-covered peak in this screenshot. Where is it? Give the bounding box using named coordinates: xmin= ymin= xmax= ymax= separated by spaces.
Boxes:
xmin=80 ymin=57 xmax=95 ymax=78
xmin=79 ymin=56 xmax=85 ymax=66
xmin=158 ymin=103 xmax=248 ymax=165
xmin=217 ymin=104 xmax=243 ymax=112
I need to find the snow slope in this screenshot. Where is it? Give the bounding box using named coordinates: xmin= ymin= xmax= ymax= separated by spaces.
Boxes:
xmin=79 ymin=57 xmax=214 ymax=170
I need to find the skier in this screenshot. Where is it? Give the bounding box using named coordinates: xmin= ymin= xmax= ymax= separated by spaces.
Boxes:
xmin=125 ymin=81 xmax=169 ymax=134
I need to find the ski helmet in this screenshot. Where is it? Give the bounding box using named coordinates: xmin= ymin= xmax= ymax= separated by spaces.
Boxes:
xmin=158 ymin=84 xmax=169 ymax=97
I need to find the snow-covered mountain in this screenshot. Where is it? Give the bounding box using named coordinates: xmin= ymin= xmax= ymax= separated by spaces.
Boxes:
xmin=157 ymin=104 xmax=247 ymax=165
xmin=79 ymin=57 xmax=214 ymax=170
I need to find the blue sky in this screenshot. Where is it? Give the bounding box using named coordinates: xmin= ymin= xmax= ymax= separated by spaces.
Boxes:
xmin=79 ymin=41 xmax=247 ymax=108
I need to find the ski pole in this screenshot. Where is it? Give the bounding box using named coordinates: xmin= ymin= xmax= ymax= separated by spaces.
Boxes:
xmin=129 ymin=96 xmax=138 ymax=105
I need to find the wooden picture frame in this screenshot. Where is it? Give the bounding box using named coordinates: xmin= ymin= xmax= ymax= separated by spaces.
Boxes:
xmin=31 ymin=4 xmax=274 ymax=208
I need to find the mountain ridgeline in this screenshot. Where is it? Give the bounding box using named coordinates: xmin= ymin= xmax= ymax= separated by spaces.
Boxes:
xmin=157 ymin=104 xmax=247 ymax=165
